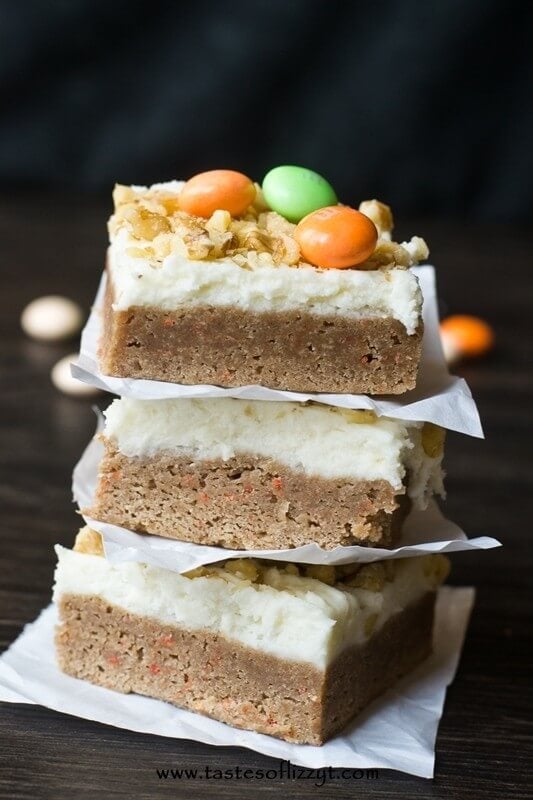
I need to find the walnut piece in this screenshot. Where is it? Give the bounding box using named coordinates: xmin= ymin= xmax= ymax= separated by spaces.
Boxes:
xmin=304 ymin=564 xmax=336 ymax=586
xmin=345 ymin=562 xmax=388 ymax=591
xmin=337 ymin=409 xmax=378 ymax=425
xmin=421 ymin=423 xmax=446 ymax=458
xmin=423 ymin=554 xmax=451 ymax=586
xmin=359 ymin=199 xmax=394 ymax=237
xmin=73 ymin=526 xmax=104 ymax=557
xmin=113 ymin=184 xmax=137 ymax=208
xmin=183 ymin=565 xmax=215 ymax=579
xmin=224 ymin=558 xmax=261 ymax=582
xmin=283 ymin=562 xmax=300 ymax=576
xmin=123 ymin=206 xmax=171 ymax=241
xmin=404 ymin=235 xmax=430 ymax=262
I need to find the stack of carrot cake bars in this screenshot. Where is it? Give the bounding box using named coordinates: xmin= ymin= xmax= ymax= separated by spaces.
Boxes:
xmin=54 ymin=167 xmax=454 ymax=745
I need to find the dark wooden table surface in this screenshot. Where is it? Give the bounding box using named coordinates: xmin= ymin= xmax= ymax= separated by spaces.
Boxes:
xmin=0 ymin=193 xmax=531 ymax=799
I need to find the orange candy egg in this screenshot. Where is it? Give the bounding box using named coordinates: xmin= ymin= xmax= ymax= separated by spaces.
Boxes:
xmin=294 ymin=206 xmax=378 ymax=269
xmin=440 ymin=315 xmax=494 ymax=359
xmin=178 ymin=170 xmax=256 ymax=218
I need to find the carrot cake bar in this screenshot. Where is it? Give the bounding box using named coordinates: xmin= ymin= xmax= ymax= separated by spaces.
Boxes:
xmin=99 ymin=179 xmax=428 ymax=394
xmin=87 ymin=398 xmax=446 ymax=550
xmin=54 ymin=527 xmax=450 ymax=744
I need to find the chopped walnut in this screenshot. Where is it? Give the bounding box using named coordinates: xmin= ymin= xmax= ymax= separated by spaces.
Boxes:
xmin=183 ymin=565 xmax=215 ymax=579
xmin=421 ymin=423 xmax=446 ymax=458
xmin=423 ymin=554 xmax=451 ymax=586
xmin=283 ymin=562 xmax=300 ymax=576
xmin=113 ymin=184 xmax=137 ymax=208
xmin=231 ymin=219 xmax=272 ymax=254
xmin=345 ymin=562 xmax=388 ymax=591
xmin=403 ymin=235 xmax=429 ymax=263
xmin=358 ymin=234 xmax=429 ymax=270
xmin=260 ymin=211 xmax=296 ymax=238
xmin=337 ymin=409 xmax=378 ymax=425
xmin=224 ymin=558 xmax=261 ymax=582
xmin=335 ymin=563 xmax=362 ymax=580
xmin=358 ymin=199 xmax=394 ymax=237
xmin=206 ymin=209 xmax=231 ymax=234
xmin=304 ymin=564 xmax=336 ymax=586
xmin=361 ymin=240 xmax=413 ymax=270
xmin=111 ymin=190 xmax=302 ymax=266
xmin=168 ymin=212 xmax=217 ymax=260
xmin=73 ymin=526 xmax=104 ymax=557
xmin=122 ymin=206 xmax=171 ymax=241
xmin=204 ymin=210 xmax=236 ymax=257
xmin=109 ymin=184 xmax=428 ymax=271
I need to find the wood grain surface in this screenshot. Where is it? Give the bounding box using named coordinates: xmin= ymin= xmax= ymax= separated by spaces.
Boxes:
xmin=0 ymin=193 xmax=531 ymax=799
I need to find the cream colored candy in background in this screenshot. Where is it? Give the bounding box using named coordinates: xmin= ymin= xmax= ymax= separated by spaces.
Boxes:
xmin=21 ymin=295 xmax=84 ymax=342
xmin=51 ymin=354 xmax=101 ymax=397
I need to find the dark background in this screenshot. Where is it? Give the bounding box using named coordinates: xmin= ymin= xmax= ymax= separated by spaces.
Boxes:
xmin=1 ymin=3 xmax=533 ymax=798
xmin=1 ymin=0 xmax=532 ymax=220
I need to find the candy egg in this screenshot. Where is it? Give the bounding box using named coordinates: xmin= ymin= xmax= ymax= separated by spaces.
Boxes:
xmin=294 ymin=206 xmax=378 ymax=269
xmin=262 ymin=166 xmax=337 ymax=223
xmin=21 ymin=295 xmax=84 ymax=342
xmin=439 ymin=315 xmax=494 ymax=360
xmin=51 ymin=354 xmax=102 ymax=396
xmin=178 ymin=170 xmax=256 ymax=217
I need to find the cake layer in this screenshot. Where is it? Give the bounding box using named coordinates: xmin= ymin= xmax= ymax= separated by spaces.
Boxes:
xmin=56 ymin=591 xmax=434 ymax=745
xmin=88 ymin=398 xmax=445 ymax=550
xmin=100 ymin=181 xmax=427 ymax=394
xmin=54 ymin=530 xmax=447 ymax=743
xmin=88 ymin=445 xmax=410 ymax=548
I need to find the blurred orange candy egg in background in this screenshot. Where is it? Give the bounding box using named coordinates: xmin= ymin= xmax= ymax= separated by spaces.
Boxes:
xmin=294 ymin=206 xmax=378 ymax=268
xmin=178 ymin=169 xmax=256 ymax=217
xmin=440 ymin=315 xmax=495 ymax=361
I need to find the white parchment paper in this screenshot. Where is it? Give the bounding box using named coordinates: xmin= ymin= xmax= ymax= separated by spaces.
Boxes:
xmin=0 ymin=587 xmax=474 ymax=777
xmin=71 ymin=266 xmax=483 ymax=437
xmin=73 ymin=425 xmax=501 ymax=571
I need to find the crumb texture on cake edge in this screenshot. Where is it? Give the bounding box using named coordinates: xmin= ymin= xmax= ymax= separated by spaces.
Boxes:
xmin=86 ymin=443 xmax=410 ymax=549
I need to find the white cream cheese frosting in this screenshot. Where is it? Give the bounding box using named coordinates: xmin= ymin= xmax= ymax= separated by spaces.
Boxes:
xmin=108 ymin=182 xmax=423 ymax=335
xmin=54 ymin=546 xmax=444 ymax=668
xmin=102 ymin=398 xmax=445 ymax=507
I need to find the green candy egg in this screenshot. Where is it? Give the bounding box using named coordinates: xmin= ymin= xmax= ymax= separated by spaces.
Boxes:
xmin=262 ymin=165 xmax=337 ymax=223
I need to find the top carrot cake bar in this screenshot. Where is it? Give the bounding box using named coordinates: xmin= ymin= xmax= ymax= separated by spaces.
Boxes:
xmin=99 ymin=168 xmax=429 ymax=394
